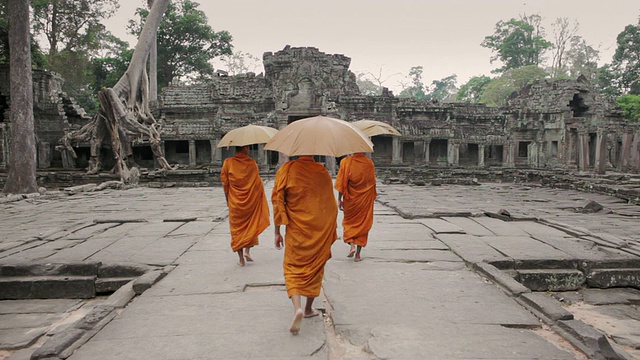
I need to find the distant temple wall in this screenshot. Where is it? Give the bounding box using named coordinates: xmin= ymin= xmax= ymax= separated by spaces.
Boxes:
xmin=1 ymin=47 xmax=639 ymax=174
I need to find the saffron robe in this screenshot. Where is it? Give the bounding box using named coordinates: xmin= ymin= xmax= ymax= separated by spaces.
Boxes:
xmin=335 ymin=153 xmax=377 ymax=247
xmin=272 ymin=156 xmax=338 ymax=298
xmin=221 ymin=153 xmax=270 ymax=252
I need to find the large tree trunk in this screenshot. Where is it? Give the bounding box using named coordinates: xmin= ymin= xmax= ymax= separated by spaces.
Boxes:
xmin=57 ymin=0 xmax=171 ymax=183
xmin=148 ymin=0 xmax=158 ymax=102
xmin=3 ymin=0 xmax=38 ymax=194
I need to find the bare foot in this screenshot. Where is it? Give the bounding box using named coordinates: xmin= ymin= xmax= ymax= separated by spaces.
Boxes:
xmin=347 ymin=248 xmax=355 ymax=258
xmin=244 ymin=253 xmax=254 ymax=262
xmin=238 ymin=259 xmax=246 ymax=267
xmin=290 ymin=309 xmax=304 ymax=334
xmin=304 ymin=310 xmax=321 ymax=318
xmin=354 ymin=255 xmax=362 ymax=262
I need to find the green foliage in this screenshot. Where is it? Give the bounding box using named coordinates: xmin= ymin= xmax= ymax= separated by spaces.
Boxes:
xmin=480 ymin=65 xmax=548 ymax=106
xmin=428 ymin=74 xmax=458 ymax=102
xmin=398 ymin=66 xmax=427 ymax=100
xmin=456 ymin=75 xmax=491 ymax=103
xmin=481 ymin=14 xmax=552 ymax=74
xmin=31 ymin=0 xmax=119 ymax=55
xmin=595 ymin=64 xmax=623 ymax=99
xmin=128 ymin=0 xmax=233 ymax=87
xmin=616 ymin=94 xmax=640 ymax=122
xmin=612 ymin=18 xmax=640 ymax=94
xmin=0 ymin=0 xmax=47 ymax=68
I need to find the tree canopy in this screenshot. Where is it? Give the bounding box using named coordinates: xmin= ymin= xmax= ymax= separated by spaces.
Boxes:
xmin=456 ymin=75 xmax=491 ymax=103
xmin=616 ymin=94 xmax=640 ymax=122
xmin=128 ymin=0 xmax=233 ymax=88
xmin=481 ymin=14 xmax=552 ymax=74
xmin=480 ymin=65 xmax=548 ymax=107
xmin=611 ymin=18 xmax=640 ymax=94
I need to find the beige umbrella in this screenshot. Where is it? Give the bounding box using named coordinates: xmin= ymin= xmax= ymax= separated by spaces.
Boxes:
xmin=351 ymin=119 xmax=401 ymax=137
xmin=216 ymin=124 xmax=279 ymax=148
xmin=264 ymin=116 xmax=373 ymax=156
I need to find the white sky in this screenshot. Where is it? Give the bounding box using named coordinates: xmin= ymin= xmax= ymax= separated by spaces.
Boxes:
xmin=104 ymin=0 xmax=640 ymax=93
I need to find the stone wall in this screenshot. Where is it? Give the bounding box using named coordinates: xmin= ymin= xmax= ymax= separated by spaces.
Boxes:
xmin=0 ymin=65 xmax=90 ymax=169
xmin=2 ymin=46 xmax=639 ymax=175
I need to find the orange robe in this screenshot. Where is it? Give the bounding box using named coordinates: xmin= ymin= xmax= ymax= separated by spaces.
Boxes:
xmin=221 ymin=153 xmax=270 ymax=252
xmin=335 ymin=153 xmax=377 ymax=247
xmin=272 ymin=156 xmax=338 ymax=298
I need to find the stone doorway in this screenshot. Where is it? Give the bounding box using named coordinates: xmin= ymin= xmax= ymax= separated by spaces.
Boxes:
xmin=429 ymin=139 xmax=448 ymax=165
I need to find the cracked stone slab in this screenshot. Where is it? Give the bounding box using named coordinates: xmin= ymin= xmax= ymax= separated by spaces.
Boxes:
xmin=415 ymin=218 xmax=465 ymax=234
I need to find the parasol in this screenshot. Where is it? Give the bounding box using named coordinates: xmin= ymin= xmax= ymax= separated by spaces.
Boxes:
xmin=264 ymin=116 xmax=373 ymax=156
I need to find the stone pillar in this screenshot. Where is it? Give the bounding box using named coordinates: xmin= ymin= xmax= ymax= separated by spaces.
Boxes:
xmin=188 ymin=140 xmax=196 ymax=167
xmin=391 ymin=136 xmax=402 ymax=164
xmin=478 ymin=144 xmax=485 ymax=168
xmin=61 ymin=150 xmax=76 ymax=169
xmin=620 ymin=130 xmax=633 ymax=171
xmin=631 ymin=131 xmax=640 ymax=172
xmin=447 ymin=141 xmax=459 ymax=166
xmin=38 ymin=141 xmax=50 ymax=169
xmin=577 ymin=132 xmax=590 ymax=171
xmin=503 ymin=142 xmax=516 ymax=167
xmin=257 ymin=144 xmax=269 ymax=170
xmin=325 ymin=156 xmax=336 ymax=176
xmin=594 ymin=130 xmax=607 ymax=174
xmin=414 ymin=141 xmax=425 ymax=164
xmin=424 ymin=139 xmax=431 ymax=166
xmin=212 ymin=138 xmax=222 ymax=165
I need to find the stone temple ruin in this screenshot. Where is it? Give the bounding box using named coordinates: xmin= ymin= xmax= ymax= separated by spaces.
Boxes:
xmin=0 ymin=46 xmax=639 ymax=180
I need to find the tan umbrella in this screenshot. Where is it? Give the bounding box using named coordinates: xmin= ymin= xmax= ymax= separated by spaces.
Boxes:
xmin=352 ymin=119 xmax=401 ymax=137
xmin=216 ymin=124 xmax=279 ymax=148
xmin=264 ymin=116 xmax=373 ymax=156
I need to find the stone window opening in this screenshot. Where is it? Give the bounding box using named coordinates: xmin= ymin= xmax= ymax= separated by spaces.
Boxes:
xmin=175 ymin=141 xmax=189 ymax=154
xmin=0 ymin=94 xmax=7 ymax=122
xmin=550 ymin=141 xmax=559 ymax=158
xmin=569 ymin=93 xmax=589 ymax=117
xmin=518 ymin=141 xmax=531 ymax=158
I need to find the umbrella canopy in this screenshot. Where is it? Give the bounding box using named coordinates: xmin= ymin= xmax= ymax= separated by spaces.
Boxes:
xmin=264 ymin=116 xmax=373 ymax=156
xmin=351 ymin=119 xmax=401 ymax=137
xmin=216 ymin=124 xmax=279 ymax=148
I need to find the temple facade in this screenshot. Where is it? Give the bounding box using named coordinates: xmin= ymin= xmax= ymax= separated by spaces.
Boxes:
xmin=1 ymin=46 xmax=639 ymax=174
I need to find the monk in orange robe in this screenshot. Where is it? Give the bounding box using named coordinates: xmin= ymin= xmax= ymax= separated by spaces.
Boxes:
xmin=272 ymin=156 xmax=338 ymax=334
xmin=221 ymin=146 xmax=270 ymax=266
xmin=335 ymin=153 xmax=377 ymax=262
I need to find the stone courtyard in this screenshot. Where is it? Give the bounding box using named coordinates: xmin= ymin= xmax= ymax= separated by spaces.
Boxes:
xmin=1 ymin=179 xmax=639 ymax=359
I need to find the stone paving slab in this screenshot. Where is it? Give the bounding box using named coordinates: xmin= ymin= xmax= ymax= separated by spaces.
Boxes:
xmin=2 ymin=182 xmax=640 ymax=359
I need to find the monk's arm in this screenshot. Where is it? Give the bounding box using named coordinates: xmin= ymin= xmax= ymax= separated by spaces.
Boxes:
xmin=274 ymin=225 xmax=283 ymax=249
xmin=337 ymin=192 xmax=344 ymax=211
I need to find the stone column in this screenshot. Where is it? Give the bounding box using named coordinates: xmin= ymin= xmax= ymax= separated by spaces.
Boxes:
xmin=631 ymin=131 xmax=640 ymax=172
xmin=391 ymin=136 xmax=402 ymax=164
xmin=594 ymin=130 xmax=608 ymax=174
xmin=424 ymin=139 xmax=431 ymax=166
xmin=447 ymin=141 xmax=459 ymax=166
xmin=503 ymin=142 xmax=516 ymax=167
xmin=257 ymin=144 xmax=269 ymax=170
xmin=61 ymin=149 xmax=76 ymax=169
xmin=414 ymin=141 xmax=425 ymax=164
xmin=577 ymin=132 xmax=590 ymax=171
xmin=325 ymin=156 xmax=336 ymax=176
xmin=478 ymin=144 xmax=485 ymax=167
xmin=38 ymin=141 xmax=50 ymax=169
xmin=212 ymin=137 xmax=222 ymax=165
xmin=188 ymin=140 xmax=196 ymax=167
xmin=620 ymin=130 xmax=633 ymax=171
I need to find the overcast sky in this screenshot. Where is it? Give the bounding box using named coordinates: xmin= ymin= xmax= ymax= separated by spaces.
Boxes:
xmin=104 ymin=0 xmax=640 ymax=93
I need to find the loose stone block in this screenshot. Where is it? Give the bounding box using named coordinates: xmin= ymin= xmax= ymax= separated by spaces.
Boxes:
xmin=517 ymin=269 xmax=585 ymax=291
xmin=587 ymin=269 xmax=640 ymax=289
xmin=0 ymin=276 xmax=96 ymax=300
